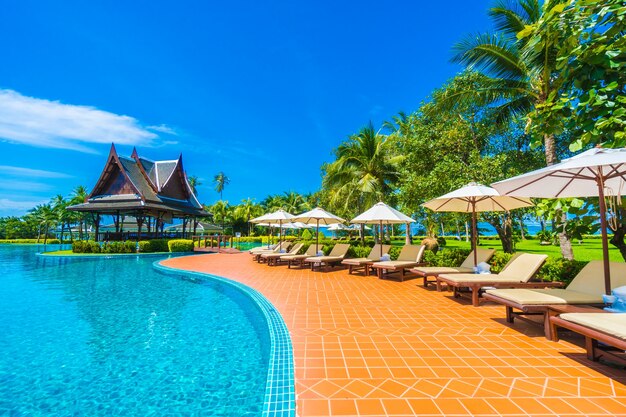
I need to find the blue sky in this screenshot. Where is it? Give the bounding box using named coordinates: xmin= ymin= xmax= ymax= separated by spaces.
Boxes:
xmin=0 ymin=1 xmax=492 ymax=216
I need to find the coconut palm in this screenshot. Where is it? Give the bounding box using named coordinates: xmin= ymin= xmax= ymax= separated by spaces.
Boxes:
xmin=51 ymin=194 xmax=71 ymax=243
xmin=444 ymin=0 xmax=564 ymax=166
xmin=187 ymin=175 xmax=201 ymax=197
xmin=70 ymin=185 xmax=88 ymax=239
xmin=234 ymin=198 xmax=264 ymax=235
xmin=213 ymin=172 xmax=230 ymax=200
xmin=323 ymin=121 xmax=403 ymax=215
xmin=210 ymin=200 xmax=230 ymax=232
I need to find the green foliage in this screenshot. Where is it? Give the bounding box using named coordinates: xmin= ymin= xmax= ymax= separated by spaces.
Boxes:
xmin=388 ymin=246 xmax=402 ymax=260
xmin=138 ymin=239 xmax=169 ymax=253
xmin=301 ymin=229 xmax=313 ymax=240
xmin=72 ymin=240 xmax=101 ymax=253
xmin=489 ymin=252 xmax=513 ymax=273
xmin=527 ymin=0 xmax=626 ymax=150
xmin=347 ymin=245 xmax=373 ymax=258
xmin=535 ymin=198 xmax=599 ymax=240
xmin=535 ymin=258 xmax=588 ymax=284
xmin=168 ymin=239 xmax=194 ymax=252
xmin=423 ymin=248 xmax=472 ymax=267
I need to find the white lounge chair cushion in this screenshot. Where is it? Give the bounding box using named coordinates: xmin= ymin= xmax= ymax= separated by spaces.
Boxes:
xmin=413 ymin=266 xmax=474 ymax=275
xmin=559 ymin=313 xmax=626 ymax=340
xmin=372 ymin=260 xmax=418 ymax=269
xmin=484 ymin=288 xmax=604 ymax=305
xmin=342 ymin=257 xmax=374 ymax=266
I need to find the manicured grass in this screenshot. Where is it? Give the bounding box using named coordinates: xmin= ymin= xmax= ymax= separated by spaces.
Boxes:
xmin=438 ymin=238 xmax=623 ymax=262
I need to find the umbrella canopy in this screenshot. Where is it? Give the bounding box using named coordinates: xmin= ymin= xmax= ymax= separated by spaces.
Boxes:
xmin=351 ymin=202 xmax=415 ymax=256
xmin=492 ymin=147 xmax=626 ymax=294
xmin=250 ymin=209 xmax=295 ymax=248
xmin=422 ymin=183 xmax=533 ymax=266
xmin=292 ymin=207 xmax=345 ymax=252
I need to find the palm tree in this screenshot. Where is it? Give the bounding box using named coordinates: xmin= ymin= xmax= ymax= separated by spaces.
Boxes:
xmin=51 ymin=194 xmax=69 ymax=243
xmin=323 ymin=121 xmax=403 ymax=214
xmin=213 ymin=172 xmax=230 ymax=200
xmin=187 ymin=175 xmax=201 ymax=197
xmin=234 ymin=198 xmax=264 ymax=235
xmin=445 ymin=0 xmax=563 ymax=166
xmin=210 ymin=200 xmax=230 ymax=232
xmin=70 ymin=185 xmax=88 ymax=239
xmin=282 ymin=191 xmax=311 ymax=214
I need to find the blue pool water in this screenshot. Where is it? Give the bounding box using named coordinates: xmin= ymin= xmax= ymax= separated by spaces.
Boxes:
xmin=0 ymin=245 xmax=269 ymax=416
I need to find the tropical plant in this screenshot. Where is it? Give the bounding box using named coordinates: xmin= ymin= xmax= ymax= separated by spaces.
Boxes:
xmin=210 ymin=200 xmax=230 ymax=231
xmin=187 ymin=175 xmax=201 ymax=197
xmin=323 ymin=121 xmax=403 ymax=215
xmin=213 ymin=172 xmax=230 ymax=200
xmin=234 ymin=198 xmax=264 ymax=235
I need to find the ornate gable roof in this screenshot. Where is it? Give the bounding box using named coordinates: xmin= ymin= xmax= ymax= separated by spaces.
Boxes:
xmin=71 ymin=144 xmax=206 ymax=216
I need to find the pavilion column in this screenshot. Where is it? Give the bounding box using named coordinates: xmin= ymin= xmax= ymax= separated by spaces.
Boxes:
xmin=136 ymin=215 xmax=144 ymax=242
xmin=115 ymin=211 xmax=121 ymax=233
xmin=94 ymin=213 xmax=100 ymax=242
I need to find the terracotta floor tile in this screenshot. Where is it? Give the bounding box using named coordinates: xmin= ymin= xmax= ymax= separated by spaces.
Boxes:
xmin=163 ymin=253 xmax=624 ymax=417
xmin=355 ymin=399 xmax=386 ymax=416
xmin=407 ymin=399 xmax=442 ymax=415
xmin=329 ymin=399 xmax=358 ymax=416
xmin=382 ymin=399 xmax=414 ymax=415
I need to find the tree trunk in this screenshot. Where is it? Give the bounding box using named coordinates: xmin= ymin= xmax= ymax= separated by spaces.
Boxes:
xmin=485 ymin=214 xmax=514 ymax=253
xmin=465 ymin=222 xmax=469 ymax=242
xmin=558 ymin=212 xmax=574 ymax=260
xmin=44 ymin=224 xmax=49 ymax=245
xmin=405 ymin=222 xmax=411 ymax=245
xmin=360 ymin=224 xmax=365 ymax=245
xmin=544 ymin=133 xmax=557 ymax=166
xmin=68 ymin=222 xmax=73 ymax=243
xmin=519 ymin=217 xmax=525 ymax=240
xmin=60 ymin=222 xmax=65 ymax=243
xmin=610 ymin=223 xmax=626 ymax=261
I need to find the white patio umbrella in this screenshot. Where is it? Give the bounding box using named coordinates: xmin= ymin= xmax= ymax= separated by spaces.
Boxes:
xmin=422 ymin=183 xmax=534 ymax=266
xmin=292 ymin=207 xmax=345 ymax=253
xmin=492 ymin=147 xmax=626 ymax=294
xmin=327 ymin=223 xmax=349 ymax=231
xmin=250 ymin=209 xmax=295 ymax=249
xmin=351 ymin=202 xmax=415 ymax=256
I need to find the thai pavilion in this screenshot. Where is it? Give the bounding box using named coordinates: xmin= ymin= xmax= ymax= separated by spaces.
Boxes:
xmin=68 ymin=144 xmax=209 ymax=241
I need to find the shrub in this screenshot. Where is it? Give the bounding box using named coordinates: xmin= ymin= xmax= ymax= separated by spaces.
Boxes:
xmin=489 ymin=252 xmax=513 ymax=273
xmin=389 ymin=246 xmax=402 ymax=260
xmin=348 ymin=245 xmax=373 ymax=258
xmin=0 ymin=238 xmax=61 ymax=244
xmin=168 ymin=239 xmax=194 ymax=252
xmin=301 ymin=229 xmax=313 ymax=240
xmin=536 ymin=258 xmax=588 ymax=284
xmin=421 ymin=237 xmax=439 ymax=253
xmin=72 ymin=240 xmax=101 ymax=253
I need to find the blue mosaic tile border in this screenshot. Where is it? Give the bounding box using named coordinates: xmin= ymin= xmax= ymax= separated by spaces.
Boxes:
xmin=154 ymin=261 xmax=296 ymax=417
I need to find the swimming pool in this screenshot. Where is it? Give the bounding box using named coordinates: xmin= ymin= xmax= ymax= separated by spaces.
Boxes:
xmin=0 ymin=245 xmax=279 ymax=416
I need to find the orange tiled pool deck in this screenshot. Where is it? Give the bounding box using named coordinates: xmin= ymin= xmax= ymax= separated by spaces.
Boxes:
xmin=162 ymin=253 xmax=626 ymax=416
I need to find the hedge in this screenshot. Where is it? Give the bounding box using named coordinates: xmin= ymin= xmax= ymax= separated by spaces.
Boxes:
xmin=168 ymin=239 xmax=194 ymax=252
xmin=72 ymin=239 xmax=191 ymax=254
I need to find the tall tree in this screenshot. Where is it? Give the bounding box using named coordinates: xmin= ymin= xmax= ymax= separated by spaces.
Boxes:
xmin=213 ymin=172 xmax=230 ymax=200
xmin=70 ymin=185 xmax=88 ymax=239
xmin=235 ymin=198 xmax=263 ymax=235
xmin=187 ymin=175 xmax=201 ymax=197
xmin=323 ymin=121 xmax=403 ymax=216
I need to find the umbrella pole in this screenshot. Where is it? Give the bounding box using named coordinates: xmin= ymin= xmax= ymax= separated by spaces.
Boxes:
xmin=597 ymin=172 xmax=612 ymax=295
xmin=279 ymin=220 xmax=283 ymax=249
xmin=315 ymin=219 xmax=319 ymax=253
xmin=380 ymin=220 xmax=383 ymax=257
xmin=472 ymin=201 xmax=478 ymax=267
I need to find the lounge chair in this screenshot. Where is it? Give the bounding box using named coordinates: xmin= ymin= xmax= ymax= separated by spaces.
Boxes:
xmin=261 ymin=243 xmax=303 ymax=266
xmin=483 ymin=260 xmax=626 ymax=336
xmin=411 ymin=248 xmax=496 ymax=288
xmin=249 ymin=242 xmax=279 ymax=254
xmin=550 ymin=313 xmax=626 ymax=365
xmin=371 ymin=245 xmax=426 ymax=281
xmin=341 ymin=244 xmax=391 ymax=275
xmin=303 ymin=243 xmax=351 ymax=271
xmin=282 ymin=244 xmax=318 ymax=269
xmin=251 ymin=241 xmax=291 ymax=262
xmin=436 ymin=253 xmax=554 ymax=307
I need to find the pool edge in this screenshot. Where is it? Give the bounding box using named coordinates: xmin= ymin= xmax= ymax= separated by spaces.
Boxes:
xmin=154 ymin=261 xmax=296 ymax=417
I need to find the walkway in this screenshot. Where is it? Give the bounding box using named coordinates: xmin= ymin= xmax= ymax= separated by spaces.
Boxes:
xmin=162 ymin=253 xmax=626 ymax=417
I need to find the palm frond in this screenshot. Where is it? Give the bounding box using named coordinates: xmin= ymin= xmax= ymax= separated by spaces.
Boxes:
xmin=452 ymin=33 xmax=526 ymax=80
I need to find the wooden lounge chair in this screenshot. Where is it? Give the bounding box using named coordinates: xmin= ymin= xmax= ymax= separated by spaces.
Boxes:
xmin=371 ymin=245 xmax=426 ymax=281
xmin=304 ymin=243 xmax=351 ymax=271
xmin=551 ymin=313 xmax=626 ymax=366
xmin=282 ymin=244 xmax=318 ymax=269
xmin=483 ymin=260 xmax=626 ymax=336
xmin=411 ymin=248 xmax=496 ymax=288
xmin=251 ymin=241 xmax=291 ymax=262
xmin=249 ymin=242 xmax=279 ymax=254
xmin=341 ymin=244 xmax=391 ymax=275
xmin=436 ymin=253 xmax=553 ymax=307
xmin=261 ymin=243 xmax=303 ymax=266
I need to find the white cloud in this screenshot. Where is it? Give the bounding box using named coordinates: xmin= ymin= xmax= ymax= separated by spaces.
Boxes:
xmin=0 ymin=198 xmax=48 ymax=215
xmin=0 ymin=180 xmax=52 ymax=192
xmin=0 ymin=89 xmax=159 ymax=153
xmin=147 ymin=124 xmax=178 ymax=135
xmin=0 ymin=165 xmax=71 ymax=178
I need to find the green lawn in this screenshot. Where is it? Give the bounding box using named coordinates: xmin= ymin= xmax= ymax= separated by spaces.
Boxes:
xmin=436 ymin=238 xmax=623 ymax=262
